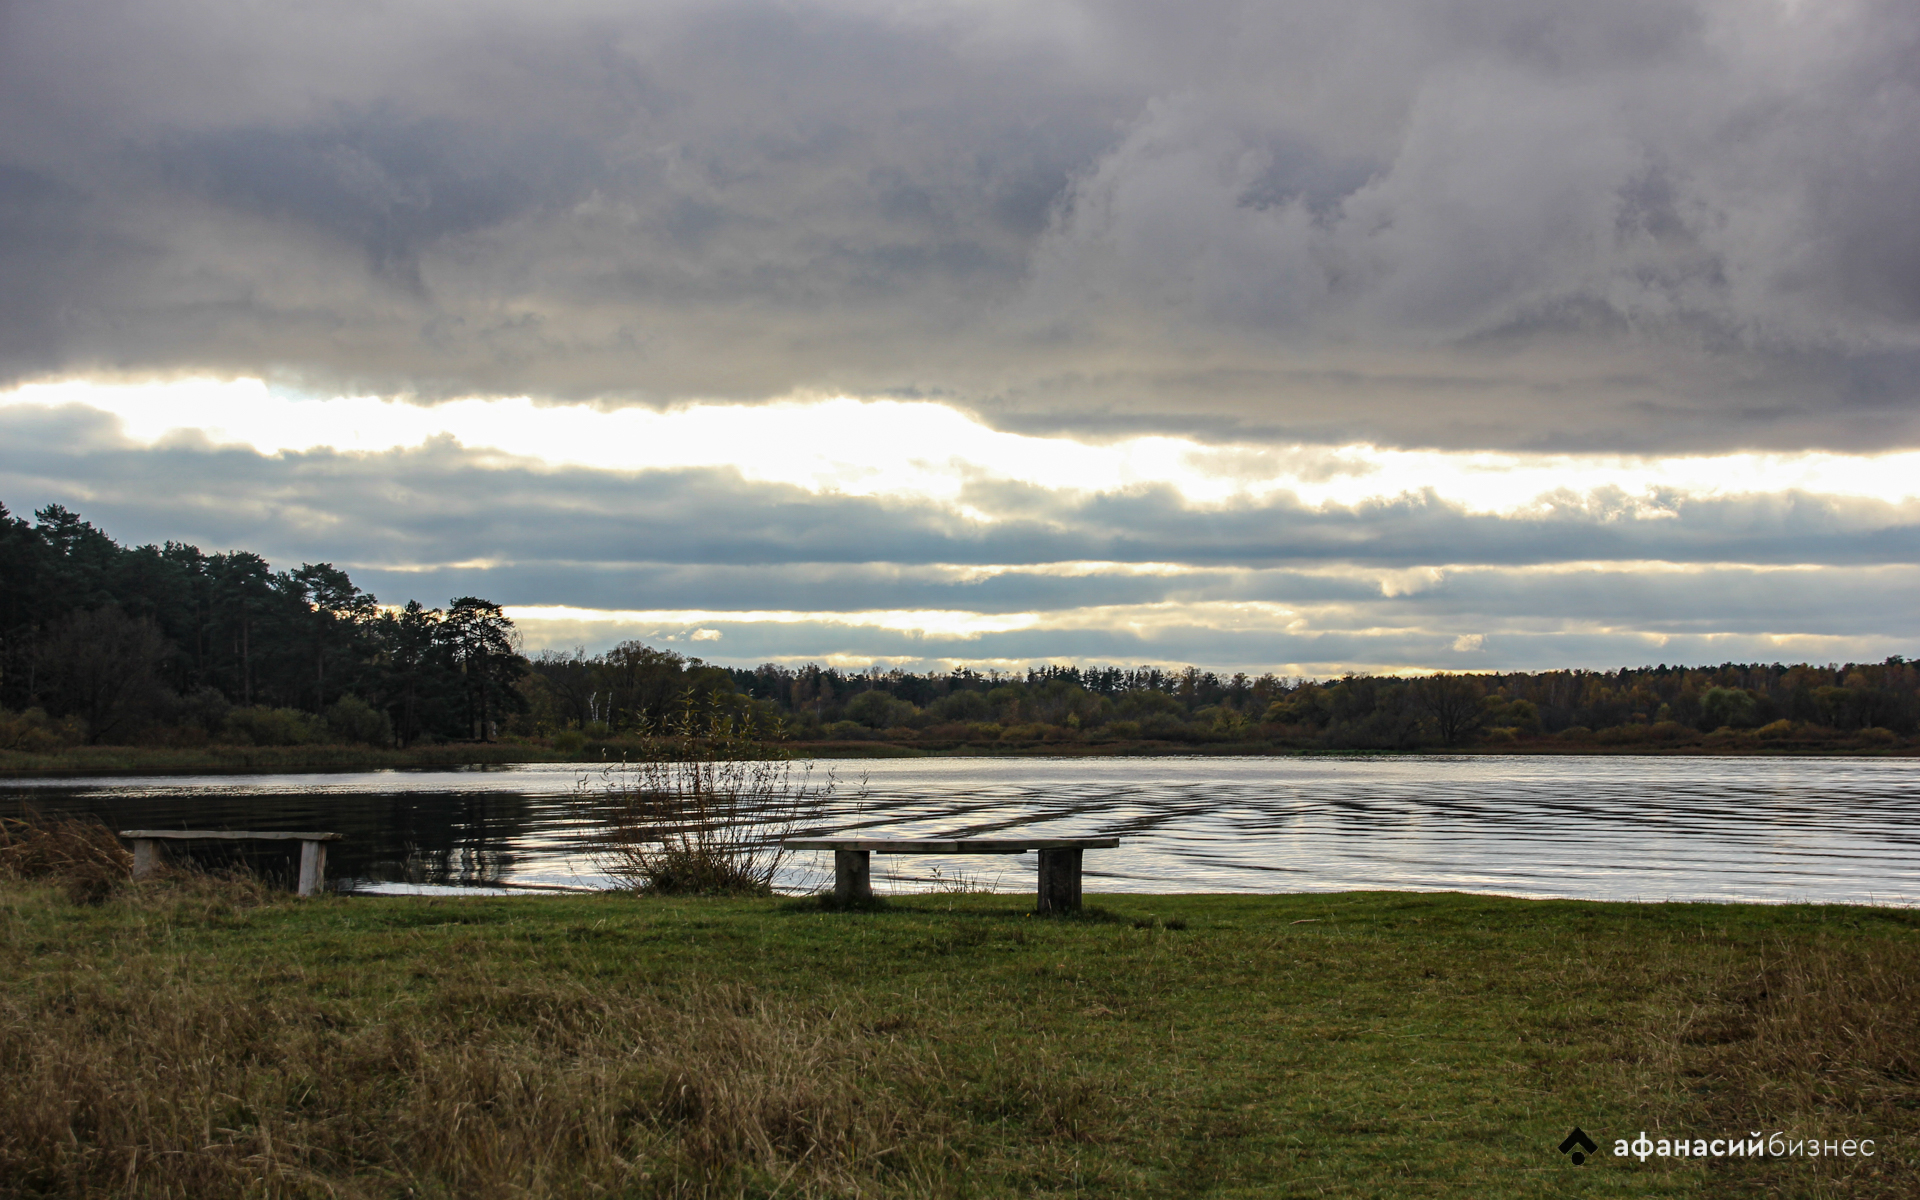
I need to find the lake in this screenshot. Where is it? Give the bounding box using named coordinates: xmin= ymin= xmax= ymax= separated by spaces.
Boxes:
xmin=5 ymin=755 xmax=1918 ymax=905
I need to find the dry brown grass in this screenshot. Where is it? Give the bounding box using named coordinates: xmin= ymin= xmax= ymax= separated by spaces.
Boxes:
xmin=0 ymin=894 xmax=954 ymax=1198
xmin=0 ymin=813 xmax=131 ymax=904
xmin=5 ymin=876 xmax=1916 ymax=1199
xmin=1680 ymin=937 xmax=1920 ymax=1198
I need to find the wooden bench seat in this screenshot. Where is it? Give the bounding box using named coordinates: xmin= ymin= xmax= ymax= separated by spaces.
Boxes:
xmin=783 ymin=837 xmax=1120 ymax=911
xmin=119 ymin=830 xmax=343 ymax=896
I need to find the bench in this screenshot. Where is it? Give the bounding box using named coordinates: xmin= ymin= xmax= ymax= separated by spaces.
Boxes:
xmin=783 ymin=837 xmax=1120 ymax=912
xmin=119 ymin=830 xmax=344 ymax=896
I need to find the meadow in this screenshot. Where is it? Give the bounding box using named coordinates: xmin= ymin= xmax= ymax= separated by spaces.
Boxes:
xmin=3 ymin=870 xmax=1914 ymax=1198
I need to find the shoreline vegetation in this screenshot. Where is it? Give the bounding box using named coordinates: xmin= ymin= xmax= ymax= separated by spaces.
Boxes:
xmin=4 ymin=500 xmax=1917 ymax=775
xmin=3 ymin=731 xmax=1917 ymax=778
xmin=3 ymin=871 xmax=1914 ymax=1197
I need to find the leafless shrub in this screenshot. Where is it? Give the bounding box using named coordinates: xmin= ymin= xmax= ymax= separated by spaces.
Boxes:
xmin=574 ymin=704 xmax=840 ymax=895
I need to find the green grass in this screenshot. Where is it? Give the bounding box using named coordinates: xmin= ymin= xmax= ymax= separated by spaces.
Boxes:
xmin=3 ymin=882 xmax=1914 ymax=1198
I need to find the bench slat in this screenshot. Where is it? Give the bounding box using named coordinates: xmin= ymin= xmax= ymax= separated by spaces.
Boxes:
xmin=118 ymin=830 xmax=344 ymax=842
xmin=784 ymin=837 xmax=1117 ymax=853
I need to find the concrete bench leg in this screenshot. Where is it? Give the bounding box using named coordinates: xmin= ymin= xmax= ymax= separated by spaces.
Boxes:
xmin=297 ymin=840 xmax=328 ymax=897
xmin=131 ymin=839 xmax=158 ymax=881
xmin=1036 ymin=848 xmax=1083 ymax=913
xmin=833 ymin=849 xmax=873 ymax=903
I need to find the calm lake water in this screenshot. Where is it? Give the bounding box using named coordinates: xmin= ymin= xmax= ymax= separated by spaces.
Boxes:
xmin=5 ymin=755 xmax=1918 ymax=905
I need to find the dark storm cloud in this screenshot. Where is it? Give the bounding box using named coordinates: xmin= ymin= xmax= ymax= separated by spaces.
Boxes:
xmin=3 ymin=0 xmax=1917 ymax=450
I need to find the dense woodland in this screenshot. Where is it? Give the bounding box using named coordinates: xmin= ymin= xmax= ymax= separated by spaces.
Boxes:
xmin=2 ymin=501 xmax=1914 ymax=754
xmin=529 ymin=651 xmax=1918 ymax=752
xmin=0 ymin=501 xmax=524 ymax=750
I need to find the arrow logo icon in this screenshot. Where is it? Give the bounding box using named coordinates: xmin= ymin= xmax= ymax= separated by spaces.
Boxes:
xmin=1559 ymin=1127 xmax=1598 ymax=1165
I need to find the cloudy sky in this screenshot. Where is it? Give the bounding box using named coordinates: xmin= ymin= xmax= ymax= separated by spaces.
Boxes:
xmin=3 ymin=0 xmax=1916 ymax=674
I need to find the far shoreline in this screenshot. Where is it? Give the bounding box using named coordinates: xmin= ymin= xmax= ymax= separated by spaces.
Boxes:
xmin=4 ymin=735 xmax=1916 ymax=779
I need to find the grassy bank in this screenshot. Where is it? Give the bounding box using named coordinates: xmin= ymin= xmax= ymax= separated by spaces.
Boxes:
xmin=2 ymin=881 xmax=1914 ymax=1198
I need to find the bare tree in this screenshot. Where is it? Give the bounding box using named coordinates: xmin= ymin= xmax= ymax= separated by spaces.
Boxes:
xmin=1412 ymin=672 xmax=1486 ymax=746
xmin=34 ymin=606 xmax=171 ymax=743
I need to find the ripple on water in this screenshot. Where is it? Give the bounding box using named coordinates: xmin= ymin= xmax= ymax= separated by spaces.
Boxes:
xmin=4 ymin=756 xmax=1917 ymax=904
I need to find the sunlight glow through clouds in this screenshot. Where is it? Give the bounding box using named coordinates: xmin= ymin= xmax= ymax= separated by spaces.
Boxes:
xmin=12 ymin=376 xmax=1920 ymax=514
xmin=502 ymin=605 xmax=1053 ymax=638
xmin=497 ymin=598 xmax=1903 ymax=677
xmin=499 ymin=601 xmax=1324 ymax=649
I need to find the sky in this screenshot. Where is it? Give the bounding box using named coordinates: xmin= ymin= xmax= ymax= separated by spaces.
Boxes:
xmin=2 ymin=0 xmax=1916 ymax=675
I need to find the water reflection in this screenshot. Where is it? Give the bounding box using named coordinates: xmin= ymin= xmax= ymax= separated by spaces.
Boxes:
xmin=4 ymin=756 xmax=1918 ymax=904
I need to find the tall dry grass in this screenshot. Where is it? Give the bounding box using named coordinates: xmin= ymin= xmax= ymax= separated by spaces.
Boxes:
xmin=1681 ymin=937 xmax=1920 ymax=1198
xmin=0 ymin=904 xmax=954 ymax=1198
xmin=0 ymin=813 xmax=131 ymax=903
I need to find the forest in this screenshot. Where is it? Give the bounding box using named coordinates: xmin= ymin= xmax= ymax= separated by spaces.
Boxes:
xmin=2 ymin=500 xmax=1915 ymax=755
xmin=0 ymin=501 xmax=523 ymax=751
xmin=528 ymin=649 xmax=1918 ymax=753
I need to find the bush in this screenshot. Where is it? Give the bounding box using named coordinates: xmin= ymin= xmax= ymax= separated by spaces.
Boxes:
xmin=221 ymin=706 xmax=324 ymax=747
xmin=1700 ymin=686 xmax=1760 ymax=730
xmin=1597 ymin=724 xmax=1650 ymax=745
xmin=324 ymin=694 xmax=393 ymax=746
xmin=845 ymin=690 xmax=918 ymax=729
xmin=575 ymin=708 xmax=839 ymax=896
xmin=820 ymin=720 xmax=875 ymax=741
xmin=0 ymin=707 xmax=85 ymax=752
xmin=131 ymin=723 xmax=211 ymax=748
xmin=552 ymin=729 xmax=588 ymax=752
xmin=165 ymin=686 xmax=231 ymax=734
xmin=1138 ymin=712 xmax=1196 ymax=740
xmin=928 ymin=690 xmax=991 ymax=722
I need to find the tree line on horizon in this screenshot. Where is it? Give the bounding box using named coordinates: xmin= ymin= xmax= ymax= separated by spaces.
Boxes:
xmin=524 ymin=649 xmax=1918 ymax=752
xmin=3 ymin=501 xmax=1914 ymax=753
xmin=0 ymin=501 xmax=524 ymax=750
